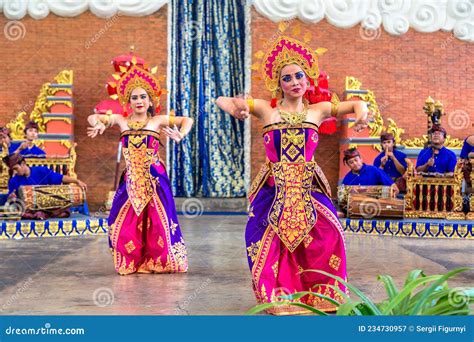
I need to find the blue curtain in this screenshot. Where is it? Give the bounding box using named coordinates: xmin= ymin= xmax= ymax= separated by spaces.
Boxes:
xmin=169 ymin=0 xmax=247 ymax=197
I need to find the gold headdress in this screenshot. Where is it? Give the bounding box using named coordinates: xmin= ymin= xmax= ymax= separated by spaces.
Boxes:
xmin=261 ymin=36 xmax=327 ymax=103
xmin=262 ymin=36 xmax=322 ymax=94
xmin=107 ymin=54 xmax=162 ymax=113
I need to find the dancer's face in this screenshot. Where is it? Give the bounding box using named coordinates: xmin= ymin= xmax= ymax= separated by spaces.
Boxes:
xmin=347 ymin=156 xmax=363 ymax=172
xmin=279 ymin=64 xmax=308 ymax=99
xmin=130 ymin=88 xmax=150 ymax=115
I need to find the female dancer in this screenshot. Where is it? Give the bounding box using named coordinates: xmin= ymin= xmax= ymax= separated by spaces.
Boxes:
xmin=216 ymin=36 xmax=368 ymax=314
xmin=88 ymin=62 xmax=193 ymax=275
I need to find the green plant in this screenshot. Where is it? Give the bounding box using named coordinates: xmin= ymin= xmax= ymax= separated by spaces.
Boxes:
xmin=246 ymin=267 xmax=473 ymax=315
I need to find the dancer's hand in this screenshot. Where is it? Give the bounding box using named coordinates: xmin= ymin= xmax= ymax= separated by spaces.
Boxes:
xmin=87 ymin=122 xmax=106 ymax=138
xmin=162 ymin=126 xmax=184 ymax=143
xmin=232 ymin=96 xmax=250 ymax=120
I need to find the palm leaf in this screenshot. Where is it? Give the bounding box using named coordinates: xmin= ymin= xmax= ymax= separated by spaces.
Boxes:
xmin=381 ymin=275 xmax=442 ymax=314
xmin=410 ymin=267 xmax=471 ymax=315
xmin=398 ymin=270 xmax=425 ymax=312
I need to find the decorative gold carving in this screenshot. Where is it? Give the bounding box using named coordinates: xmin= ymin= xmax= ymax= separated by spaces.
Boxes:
xmin=405 ymin=160 xmax=465 ymax=219
xmin=46 ymin=86 xmax=72 ymax=96
xmin=6 ymin=70 xmax=73 ymax=137
xmin=402 ymin=134 xmax=463 ymax=149
xmin=6 ymin=111 xmax=27 ymax=140
xmin=43 ymin=116 xmax=72 ymax=125
xmin=54 ymin=70 xmax=73 ymax=84
xmin=29 ymin=83 xmax=51 ymax=132
xmin=346 ymin=78 xmax=464 ymax=150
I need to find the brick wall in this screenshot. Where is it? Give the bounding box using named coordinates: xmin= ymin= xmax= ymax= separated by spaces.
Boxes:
xmin=250 ymin=10 xmax=474 ymax=195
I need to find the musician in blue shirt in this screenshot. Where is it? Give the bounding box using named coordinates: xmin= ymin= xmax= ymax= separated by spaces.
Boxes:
xmin=11 ymin=121 xmax=46 ymax=158
xmin=4 ymin=154 xmax=86 ymax=198
xmin=373 ymin=133 xmax=407 ymax=179
xmin=460 ymin=134 xmax=474 ymax=159
xmin=342 ymin=148 xmax=394 ymax=186
xmin=460 ymin=134 xmax=474 ymax=188
xmin=416 ymin=125 xmax=457 ymax=175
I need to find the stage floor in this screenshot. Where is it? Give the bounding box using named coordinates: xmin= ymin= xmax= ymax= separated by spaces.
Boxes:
xmin=0 ymin=215 xmax=472 ymax=315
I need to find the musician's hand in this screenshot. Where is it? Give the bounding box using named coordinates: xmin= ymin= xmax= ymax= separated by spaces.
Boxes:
xmin=427 ymin=157 xmax=435 ymax=167
xmin=391 ymin=184 xmax=399 ymax=196
xmin=380 ymin=155 xmax=388 ymax=166
xmin=386 ymin=151 xmax=394 ymax=159
xmin=76 ymin=179 xmax=87 ymax=191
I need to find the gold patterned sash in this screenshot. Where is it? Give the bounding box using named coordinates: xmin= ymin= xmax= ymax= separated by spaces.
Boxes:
xmin=123 ymin=140 xmax=155 ymax=216
xmin=268 ymin=161 xmax=317 ymax=252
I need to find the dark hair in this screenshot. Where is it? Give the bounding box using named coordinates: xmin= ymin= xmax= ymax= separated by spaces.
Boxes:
xmin=147 ymin=103 xmax=155 ymax=117
xmin=24 ymin=121 xmax=39 ymax=134
xmin=380 ymin=133 xmax=397 ymax=150
xmin=343 ymin=148 xmax=360 ymax=164
xmin=2 ymin=154 xmax=25 ymax=177
xmin=430 ymin=125 xmax=447 ymax=138
xmin=0 ymin=127 xmax=11 ymax=139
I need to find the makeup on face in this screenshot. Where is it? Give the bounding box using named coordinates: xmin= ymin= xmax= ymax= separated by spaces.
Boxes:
xmin=130 ymin=88 xmax=150 ymax=113
xmin=279 ymin=65 xmax=308 ymax=97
